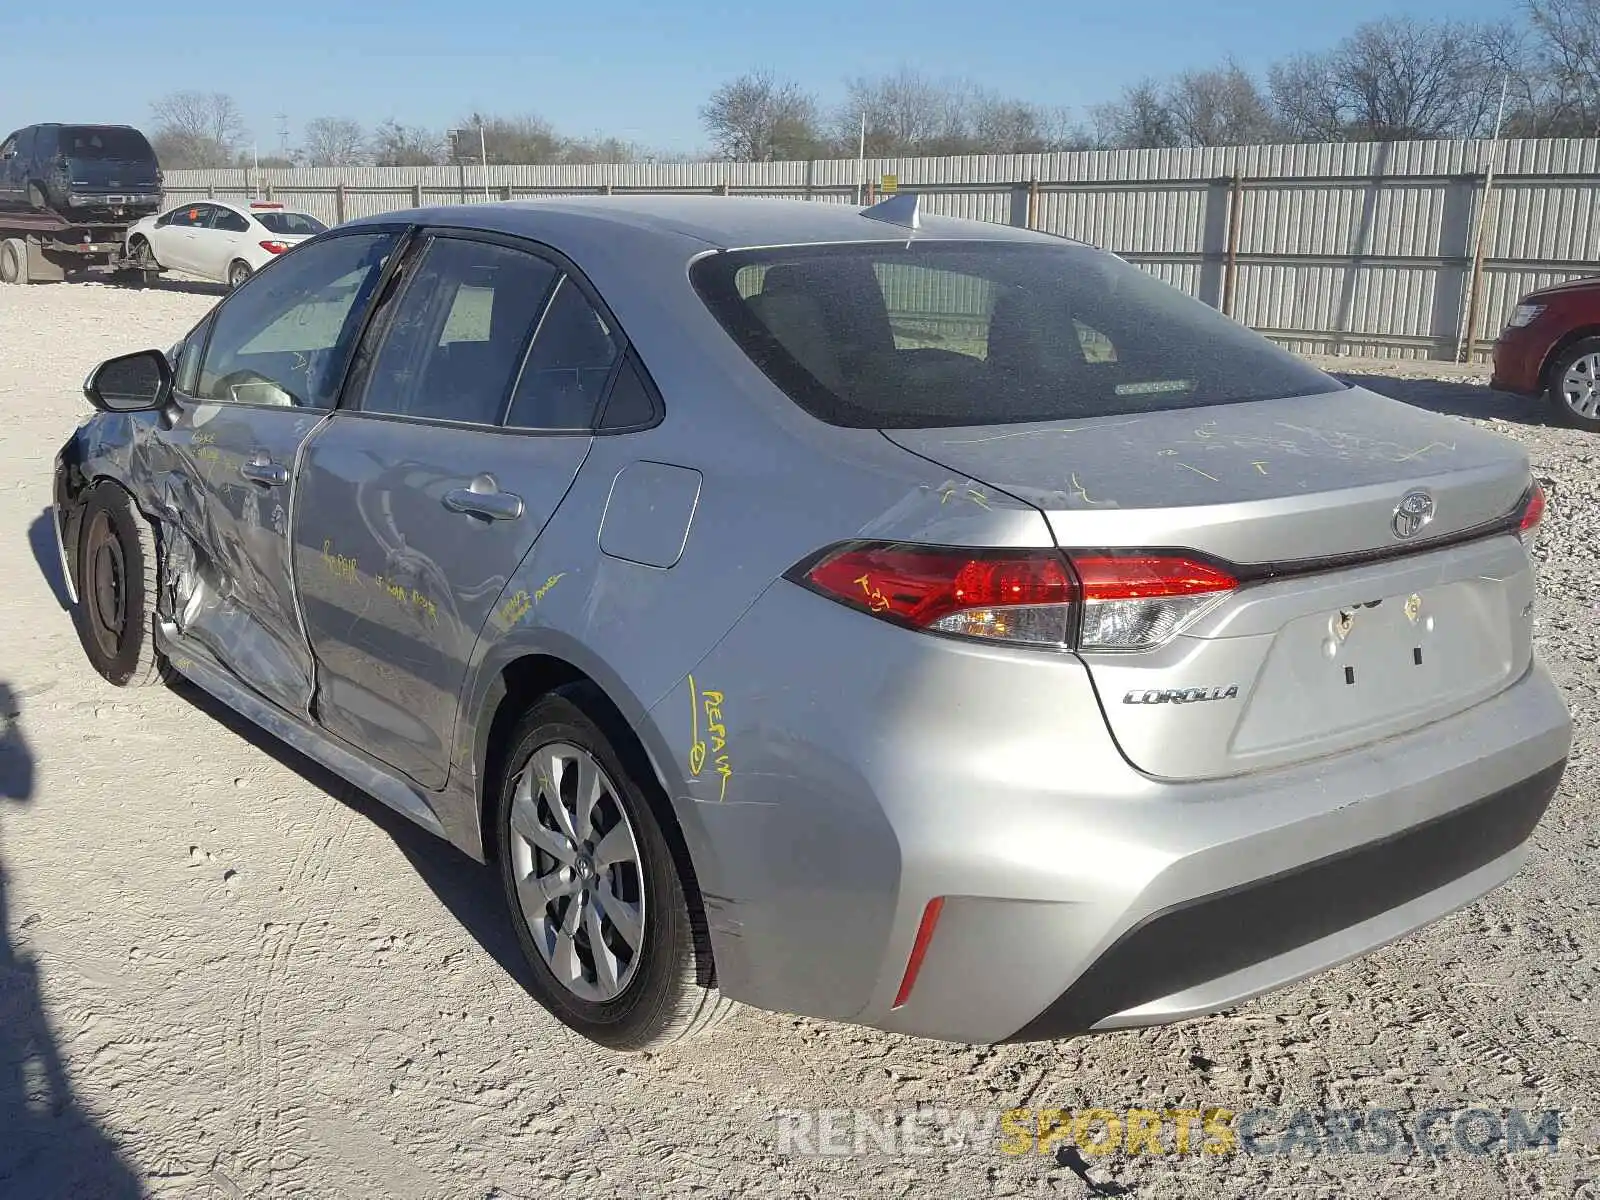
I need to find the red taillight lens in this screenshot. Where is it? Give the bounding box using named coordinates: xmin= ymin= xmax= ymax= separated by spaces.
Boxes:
xmin=1519 ymin=480 xmax=1545 ymax=543
xmin=259 ymin=240 xmax=288 ymax=254
xmin=802 ymin=543 xmax=1078 ymax=647
xmin=794 ymin=542 xmax=1236 ymax=651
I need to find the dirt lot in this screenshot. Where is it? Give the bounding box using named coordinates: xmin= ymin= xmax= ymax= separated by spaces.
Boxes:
xmin=1 ymin=282 xmax=1597 ymax=1199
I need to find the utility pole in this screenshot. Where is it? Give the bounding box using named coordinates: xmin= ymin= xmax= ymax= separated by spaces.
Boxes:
xmin=274 ymin=112 xmax=290 ymax=162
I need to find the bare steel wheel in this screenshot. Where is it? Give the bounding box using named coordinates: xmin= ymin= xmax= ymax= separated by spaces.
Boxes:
xmin=1548 ymin=336 xmax=1600 ymax=431
xmin=495 ymin=685 xmax=736 ymax=1049
xmin=510 ymin=741 xmax=645 ymax=1001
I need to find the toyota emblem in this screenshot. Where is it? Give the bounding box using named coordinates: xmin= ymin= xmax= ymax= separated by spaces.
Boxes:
xmin=1391 ymin=489 xmax=1436 ymax=539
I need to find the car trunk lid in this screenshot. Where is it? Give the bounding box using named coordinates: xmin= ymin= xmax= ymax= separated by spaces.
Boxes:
xmin=884 ymin=387 xmax=1538 ymax=780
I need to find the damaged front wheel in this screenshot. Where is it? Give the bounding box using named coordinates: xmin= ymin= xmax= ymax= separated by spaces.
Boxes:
xmin=72 ymin=484 xmax=170 ymax=688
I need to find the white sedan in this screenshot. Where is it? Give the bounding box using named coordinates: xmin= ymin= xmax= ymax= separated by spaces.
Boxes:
xmin=126 ymin=199 xmax=328 ymax=289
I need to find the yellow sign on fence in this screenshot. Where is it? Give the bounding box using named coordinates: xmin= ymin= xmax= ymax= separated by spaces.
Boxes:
xmin=880 ymin=174 xmax=898 ymax=194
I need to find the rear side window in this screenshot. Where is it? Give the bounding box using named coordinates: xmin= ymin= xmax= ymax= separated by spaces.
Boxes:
xmin=211 ymin=209 xmax=250 ymax=233
xmin=358 ymin=235 xmax=558 ymax=425
xmin=504 ymin=276 xmax=621 ymax=430
xmin=692 ymin=241 xmax=1340 ymax=428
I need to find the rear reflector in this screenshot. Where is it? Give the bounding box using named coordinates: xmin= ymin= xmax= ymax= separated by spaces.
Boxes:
xmin=793 ymin=541 xmax=1236 ymax=652
xmin=892 ymin=897 xmax=945 ymax=1009
xmin=1519 ymin=480 xmax=1546 ymax=543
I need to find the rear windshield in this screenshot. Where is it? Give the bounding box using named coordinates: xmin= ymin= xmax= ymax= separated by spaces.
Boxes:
xmin=690 ymin=240 xmax=1341 ymax=428
xmin=61 ymin=127 xmax=155 ymax=162
xmin=256 ymin=211 xmax=327 ymax=236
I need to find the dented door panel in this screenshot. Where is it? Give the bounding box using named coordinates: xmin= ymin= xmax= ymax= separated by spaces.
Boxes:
xmin=157 ymin=400 xmax=327 ymax=716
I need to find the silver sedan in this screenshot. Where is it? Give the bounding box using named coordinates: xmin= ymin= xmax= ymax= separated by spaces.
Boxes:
xmin=54 ymin=195 xmax=1571 ymax=1050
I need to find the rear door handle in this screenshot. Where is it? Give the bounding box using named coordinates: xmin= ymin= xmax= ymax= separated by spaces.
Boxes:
xmin=443 ymin=479 xmax=524 ymax=522
xmin=240 ymin=457 xmax=288 ymax=486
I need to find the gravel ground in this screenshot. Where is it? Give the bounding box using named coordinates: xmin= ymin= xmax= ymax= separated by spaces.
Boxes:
xmin=1 ymin=282 xmax=1597 ymax=1199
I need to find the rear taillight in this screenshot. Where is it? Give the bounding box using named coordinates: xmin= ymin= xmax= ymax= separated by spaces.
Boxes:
xmin=1519 ymin=480 xmax=1545 ymax=544
xmin=792 ymin=542 xmax=1236 ymax=652
xmin=1072 ymin=554 xmax=1238 ymax=651
xmin=259 ymin=240 xmax=289 ymax=254
xmin=799 ymin=543 xmax=1078 ymax=647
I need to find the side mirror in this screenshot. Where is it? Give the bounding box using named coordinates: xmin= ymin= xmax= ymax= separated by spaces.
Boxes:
xmin=83 ymin=348 xmax=172 ymax=413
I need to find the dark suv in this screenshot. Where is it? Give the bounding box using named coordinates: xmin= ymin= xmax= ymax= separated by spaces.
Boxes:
xmin=0 ymin=124 xmax=162 ymax=219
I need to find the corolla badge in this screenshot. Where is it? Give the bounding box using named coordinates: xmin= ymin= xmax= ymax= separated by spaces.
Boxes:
xmin=1391 ymin=489 xmax=1435 ymax=539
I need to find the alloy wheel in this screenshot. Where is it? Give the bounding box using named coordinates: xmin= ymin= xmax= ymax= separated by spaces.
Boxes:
xmin=508 ymin=742 xmax=646 ymax=1003
xmin=1561 ymin=352 xmax=1600 ymax=418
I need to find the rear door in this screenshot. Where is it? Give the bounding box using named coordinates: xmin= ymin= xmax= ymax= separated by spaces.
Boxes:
xmin=162 ymin=228 xmax=401 ymax=716
xmin=0 ymin=131 xmax=21 ymax=205
xmin=199 ymin=205 xmax=251 ymax=280
xmin=294 ymin=229 xmax=618 ymax=788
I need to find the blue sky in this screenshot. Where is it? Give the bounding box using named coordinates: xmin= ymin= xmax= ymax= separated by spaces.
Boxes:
xmin=3 ymin=0 xmax=1519 ymax=154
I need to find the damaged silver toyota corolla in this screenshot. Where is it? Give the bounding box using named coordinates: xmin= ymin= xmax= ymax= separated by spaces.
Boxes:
xmin=53 ymin=195 xmax=1572 ymax=1051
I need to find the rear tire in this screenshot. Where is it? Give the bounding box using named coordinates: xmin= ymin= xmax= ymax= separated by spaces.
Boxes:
xmin=495 ymin=685 xmax=736 ymax=1051
xmin=227 ymin=259 xmax=252 ymax=290
xmin=1546 ymin=336 xmax=1600 ymax=432
xmin=71 ymin=485 xmax=169 ymax=688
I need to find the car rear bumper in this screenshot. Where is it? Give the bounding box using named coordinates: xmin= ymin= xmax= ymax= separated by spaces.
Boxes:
xmin=888 ymin=664 xmax=1567 ymax=1043
xmin=659 ymin=582 xmax=1572 ymax=1045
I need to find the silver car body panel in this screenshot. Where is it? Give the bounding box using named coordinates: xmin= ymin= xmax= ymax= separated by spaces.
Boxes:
xmin=53 ymin=196 xmax=1572 ymax=1043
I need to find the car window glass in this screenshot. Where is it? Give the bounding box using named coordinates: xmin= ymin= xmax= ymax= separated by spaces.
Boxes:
xmin=695 ymin=242 xmax=1339 ymax=427
xmin=174 ymin=314 xmax=213 ymax=396
xmin=211 ymin=208 xmax=250 ymax=233
xmin=170 ymin=206 xmax=203 ymax=228
xmin=598 ymin=355 xmax=657 ymax=429
xmin=504 ymin=276 xmax=621 ymax=430
xmin=872 ymin=262 xmax=995 ymax=360
xmin=358 ymin=236 xmax=557 ymax=425
xmin=195 ymin=232 xmax=397 ymax=409
xmin=257 ymin=211 xmax=328 ymax=237
xmin=0 ymin=138 xmax=15 ymax=158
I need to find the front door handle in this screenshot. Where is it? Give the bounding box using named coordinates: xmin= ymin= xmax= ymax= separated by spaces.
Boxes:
xmin=240 ymin=457 xmax=288 ymax=486
xmin=443 ymin=477 xmax=524 ymax=522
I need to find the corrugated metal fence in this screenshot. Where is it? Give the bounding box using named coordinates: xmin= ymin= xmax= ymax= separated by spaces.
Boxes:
xmin=166 ymin=138 xmax=1600 ymax=361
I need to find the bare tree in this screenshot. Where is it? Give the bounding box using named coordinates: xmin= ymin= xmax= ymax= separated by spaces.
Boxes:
xmin=700 ymin=71 xmax=825 ymax=161
xmin=1092 ymin=81 xmax=1182 ymax=149
xmin=1525 ymin=0 xmax=1600 ymax=134
xmin=1166 ymin=62 xmax=1280 ymax=146
xmin=1271 ymin=18 xmax=1505 ymax=141
xmin=370 ymin=119 xmax=442 ymax=166
xmin=302 ymin=117 xmax=368 ymax=168
xmin=838 ymin=68 xmax=974 ymax=155
xmin=149 ymin=91 xmax=246 ymax=168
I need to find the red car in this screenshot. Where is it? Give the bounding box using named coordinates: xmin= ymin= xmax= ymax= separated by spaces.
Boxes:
xmin=1492 ymin=275 xmax=1600 ymax=429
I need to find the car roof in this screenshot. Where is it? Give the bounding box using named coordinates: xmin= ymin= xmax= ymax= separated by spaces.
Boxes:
xmin=343 ymin=194 xmax=1077 ymax=254
xmin=178 ymin=199 xmax=316 ymax=219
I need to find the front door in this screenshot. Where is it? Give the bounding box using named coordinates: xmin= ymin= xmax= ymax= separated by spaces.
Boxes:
xmin=162 ymin=228 xmax=401 ymax=716
xmin=295 ymin=230 xmax=620 ymax=788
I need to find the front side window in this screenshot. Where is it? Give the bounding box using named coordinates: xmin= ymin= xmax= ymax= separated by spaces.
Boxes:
xmin=357 ymin=235 xmax=558 ymax=425
xmin=195 ymin=231 xmax=397 ymax=408
xmin=693 ymin=241 xmax=1341 ymax=428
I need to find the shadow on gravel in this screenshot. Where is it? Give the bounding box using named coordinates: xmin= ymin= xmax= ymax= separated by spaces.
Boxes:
xmin=0 ymin=681 xmax=145 ymax=1199
xmin=1336 ymin=373 xmax=1551 ymax=428
xmin=28 ymin=510 xmax=71 ymax=612
xmin=164 ymin=677 xmax=535 ymax=992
